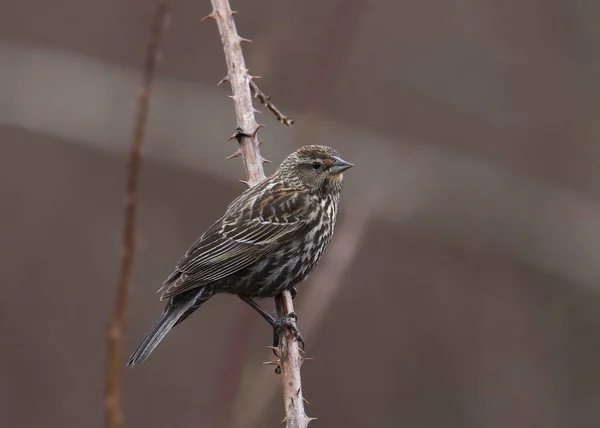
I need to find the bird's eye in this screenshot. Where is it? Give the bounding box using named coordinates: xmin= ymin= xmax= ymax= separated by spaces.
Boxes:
xmin=312 ymin=161 xmax=322 ymax=170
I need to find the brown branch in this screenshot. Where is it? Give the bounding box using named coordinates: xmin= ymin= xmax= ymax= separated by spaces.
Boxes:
xmin=274 ymin=294 xmax=311 ymax=427
xmin=206 ymin=1 xmax=309 ymax=427
xmin=104 ymin=4 xmax=168 ymax=428
xmin=250 ymin=80 xmax=295 ymax=126
xmin=204 ymin=1 xmax=264 ymax=184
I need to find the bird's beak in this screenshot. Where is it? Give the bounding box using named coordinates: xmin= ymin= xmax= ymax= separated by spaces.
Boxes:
xmin=329 ymin=157 xmax=354 ymax=175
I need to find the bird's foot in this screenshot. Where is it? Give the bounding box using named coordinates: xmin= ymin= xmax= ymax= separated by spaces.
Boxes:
xmin=271 ymin=312 xmax=305 ymax=350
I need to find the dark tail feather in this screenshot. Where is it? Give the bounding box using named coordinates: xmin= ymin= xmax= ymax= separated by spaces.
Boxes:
xmin=127 ymin=291 xmax=207 ymax=367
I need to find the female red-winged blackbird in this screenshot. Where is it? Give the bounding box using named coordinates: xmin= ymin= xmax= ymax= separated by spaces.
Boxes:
xmin=127 ymin=145 xmax=353 ymax=366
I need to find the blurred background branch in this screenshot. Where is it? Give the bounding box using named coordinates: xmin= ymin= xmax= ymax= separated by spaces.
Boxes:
xmin=104 ymin=3 xmax=168 ymax=428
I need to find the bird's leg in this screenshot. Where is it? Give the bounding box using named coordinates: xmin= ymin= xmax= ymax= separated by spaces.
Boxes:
xmin=290 ymin=286 xmax=298 ymax=300
xmin=238 ymin=295 xmax=305 ymax=350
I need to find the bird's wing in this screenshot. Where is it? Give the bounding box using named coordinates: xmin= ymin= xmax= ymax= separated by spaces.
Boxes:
xmin=159 ymin=184 xmax=310 ymax=300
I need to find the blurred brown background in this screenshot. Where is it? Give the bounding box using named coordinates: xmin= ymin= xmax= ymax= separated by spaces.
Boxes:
xmin=2 ymin=0 xmax=600 ymax=427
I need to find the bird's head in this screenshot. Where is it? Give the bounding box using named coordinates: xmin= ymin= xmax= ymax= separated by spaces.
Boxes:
xmin=277 ymin=145 xmax=354 ymax=194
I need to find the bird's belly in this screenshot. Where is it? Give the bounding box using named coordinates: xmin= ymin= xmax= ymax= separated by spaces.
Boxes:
xmin=224 ymin=236 xmax=329 ymax=298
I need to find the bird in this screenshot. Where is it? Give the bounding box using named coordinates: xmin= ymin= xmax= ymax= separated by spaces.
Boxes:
xmin=127 ymin=145 xmax=353 ymax=366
